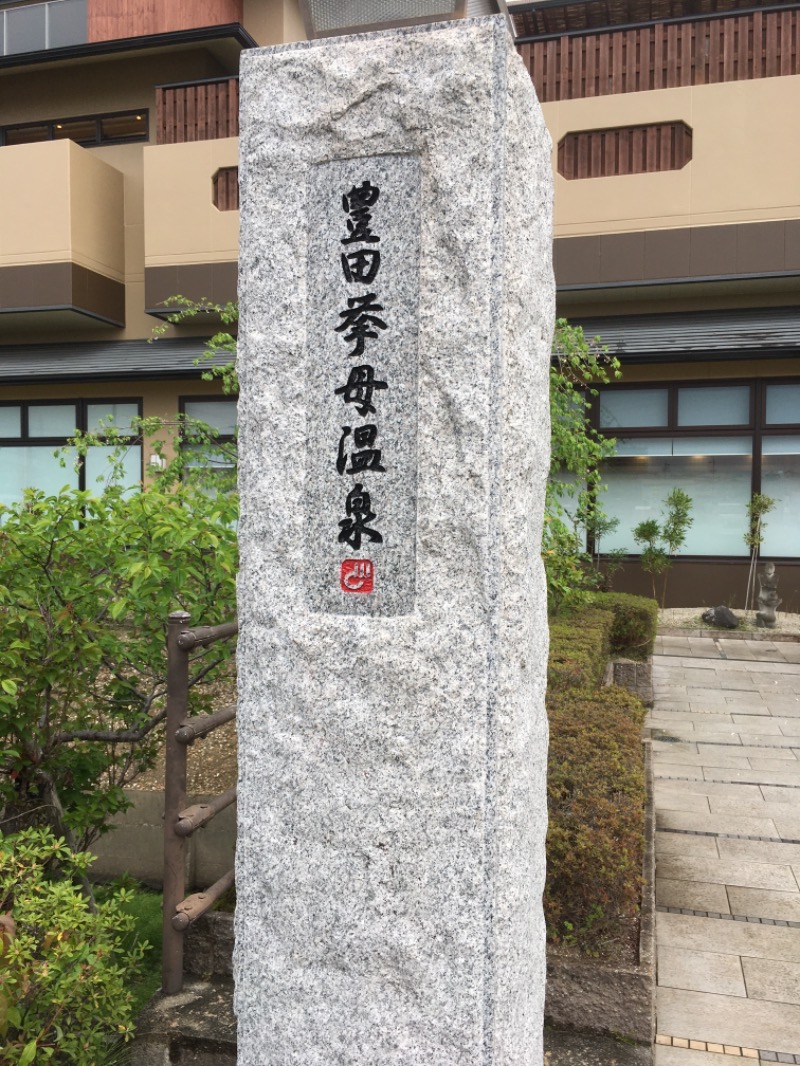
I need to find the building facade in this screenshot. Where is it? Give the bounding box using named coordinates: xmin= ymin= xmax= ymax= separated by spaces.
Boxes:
xmin=515 ymin=0 xmax=800 ymax=609
xmin=2 ymin=0 xmax=798 ymax=607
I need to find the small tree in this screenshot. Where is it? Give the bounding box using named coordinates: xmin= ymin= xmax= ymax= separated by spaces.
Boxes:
xmin=632 ymin=488 xmax=693 ymax=607
xmin=546 ymin=319 xmax=621 ymax=613
xmin=0 ymin=425 xmax=238 ymax=851
xmin=744 ymin=493 xmax=776 ymax=616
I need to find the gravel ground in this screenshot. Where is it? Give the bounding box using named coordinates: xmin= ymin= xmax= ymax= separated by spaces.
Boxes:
xmin=658 ymin=606 xmax=800 ymax=634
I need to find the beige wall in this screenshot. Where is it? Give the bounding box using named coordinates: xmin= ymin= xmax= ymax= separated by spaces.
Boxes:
xmin=544 ymin=75 xmax=800 ymax=237
xmin=0 ymin=140 xmax=124 ymax=278
xmin=143 ymin=138 xmax=240 ymax=267
xmin=243 ymin=0 xmax=305 ymax=45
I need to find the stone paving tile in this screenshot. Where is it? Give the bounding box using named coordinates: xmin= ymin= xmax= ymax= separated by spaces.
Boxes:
xmin=747 ymin=758 xmax=800 ymax=773
xmin=741 ymin=957 xmax=800 ymax=1006
xmin=657 ymin=877 xmax=730 ymax=913
xmin=762 ymin=786 xmax=800 ymax=804
xmin=656 ymin=856 xmax=797 ymax=892
xmin=716 ymin=838 xmax=800 ymax=866
xmin=704 ymin=736 xmax=800 ymax=750
xmin=657 ymin=986 xmax=800 ymax=1053
xmin=658 ymin=946 xmax=746 ymax=997
xmin=655 ymin=788 xmax=712 ymax=813
xmin=775 ymin=719 xmax=800 ymax=736
xmin=658 ymin=809 xmax=779 ymax=836
xmin=708 ymin=796 xmax=799 ymax=821
xmin=655 ymin=1050 xmax=753 ymax=1066
xmin=727 ymin=887 xmax=800 ymax=924
xmin=657 ymin=753 xmax=753 ymax=770
xmin=666 ymin=781 xmax=765 ymax=800
xmin=656 ymin=832 xmax=720 ymax=858
xmin=686 ymin=688 xmax=732 ymax=703
xmin=756 ymin=702 xmax=800 ymax=717
xmin=653 ymin=701 xmax=695 ymax=713
xmin=705 ymin=767 xmax=800 ymax=787
xmin=720 ymin=718 xmax=784 ymax=735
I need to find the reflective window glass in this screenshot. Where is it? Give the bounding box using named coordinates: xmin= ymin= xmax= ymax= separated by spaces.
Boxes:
xmin=761 ymin=437 xmax=800 ymax=557
xmin=766 ymin=384 xmax=800 ymax=425
xmin=0 ymin=407 xmax=21 ymax=437
xmin=86 ymin=403 xmax=139 ymax=435
xmin=184 ymin=400 xmax=237 ymax=436
xmin=53 ymin=117 xmax=97 ymax=144
xmin=599 ymin=389 xmax=668 ymax=429
xmin=28 ymin=405 xmax=78 ymax=438
xmin=4 ymin=124 xmax=49 ymax=145
xmin=599 ymin=437 xmax=752 ymax=557
xmin=677 ymin=386 xmax=750 ymax=426
xmin=100 ymin=112 xmax=147 ymax=142
xmin=0 ymin=447 xmax=79 ymax=512
xmin=84 ymin=445 xmax=142 ymax=496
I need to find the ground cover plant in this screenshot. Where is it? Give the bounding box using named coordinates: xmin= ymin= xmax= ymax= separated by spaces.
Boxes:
xmin=545 ymin=596 xmax=652 ymax=957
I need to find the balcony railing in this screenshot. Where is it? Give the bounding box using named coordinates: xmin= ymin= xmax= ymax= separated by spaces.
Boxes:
xmin=1 ymin=0 xmax=86 ymax=57
xmin=156 ymin=76 xmax=239 ymax=145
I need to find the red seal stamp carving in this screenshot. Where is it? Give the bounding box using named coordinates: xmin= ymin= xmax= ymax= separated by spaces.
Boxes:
xmin=340 ymin=559 xmax=374 ymax=594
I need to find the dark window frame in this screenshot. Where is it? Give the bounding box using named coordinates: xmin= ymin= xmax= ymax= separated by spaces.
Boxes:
xmin=0 ymin=397 xmax=143 ymax=491
xmin=0 ymin=108 xmax=149 ymax=149
xmin=591 ymin=377 xmax=800 ymax=561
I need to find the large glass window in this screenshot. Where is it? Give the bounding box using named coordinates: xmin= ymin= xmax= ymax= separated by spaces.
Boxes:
xmin=1 ymin=109 xmax=148 ymax=148
xmin=180 ymin=397 xmax=238 ymax=486
xmin=599 ymin=438 xmax=752 ymax=557
xmin=761 ymin=437 xmax=800 ymax=558
xmin=0 ymin=399 xmax=142 ymax=510
xmin=594 ymin=379 xmax=800 ymax=560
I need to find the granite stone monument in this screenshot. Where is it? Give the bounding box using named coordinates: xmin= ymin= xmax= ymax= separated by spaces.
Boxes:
xmin=235 ymin=16 xmax=554 ymax=1064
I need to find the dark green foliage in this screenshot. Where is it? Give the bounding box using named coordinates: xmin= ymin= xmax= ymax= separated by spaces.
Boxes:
xmin=548 ymin=608 xmax=614 ymax=691
xmin=546 ymin=685 xmax=646 ymax=954
xmin=590 ymin=592 xmax=658 ymax=660
xmin=546 ymin=603 xmax=648 ymax=955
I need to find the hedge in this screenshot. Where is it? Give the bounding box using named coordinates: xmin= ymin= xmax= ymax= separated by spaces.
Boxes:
xmin=545 ymin=597 xmax=653 ymax=955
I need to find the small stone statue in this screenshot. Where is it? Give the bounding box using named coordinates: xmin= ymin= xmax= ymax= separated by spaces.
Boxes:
xmin=756 ymin=562 xmax=782 ymax=629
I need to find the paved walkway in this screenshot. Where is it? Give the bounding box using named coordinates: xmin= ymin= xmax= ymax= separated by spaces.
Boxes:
xmin=649 ymin=633 xmax=800 ymax=1065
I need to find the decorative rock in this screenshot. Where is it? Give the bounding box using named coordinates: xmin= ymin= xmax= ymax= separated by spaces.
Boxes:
xmin=701 ymin=605 xmax=740 ymax=629
xmin=235 ymin=16 xmax=553 ymax=1066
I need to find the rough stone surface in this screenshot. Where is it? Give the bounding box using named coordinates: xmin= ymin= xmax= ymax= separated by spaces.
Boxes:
xmin=701 ymin=605 xmax=740 ymax=629
xmin=235 ymin=15 xmax=553 ymax=1066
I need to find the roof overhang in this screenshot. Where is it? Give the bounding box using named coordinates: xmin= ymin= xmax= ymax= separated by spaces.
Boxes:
xmin=0 ymin=23 xmax=257 ymax=76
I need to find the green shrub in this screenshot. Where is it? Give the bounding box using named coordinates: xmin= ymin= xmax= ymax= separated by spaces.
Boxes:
xmin=0 ymin=828 xmax=148 ymax=1064
xmin=545 ymin=685 xmax=647 ymax=954
xmin=548 ymin=608 xmax=614 ymax=691
xmin=591 ymin=592 xmax=658 ymax=660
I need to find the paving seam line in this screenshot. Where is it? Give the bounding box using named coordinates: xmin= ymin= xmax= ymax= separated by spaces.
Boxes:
xmin=656 ymin=905 xmax=800 ymax=927
xmin=655 ymin=775 xmax=800 ymax=788
xmin=658 ymin=827 xmax=800 ymax=844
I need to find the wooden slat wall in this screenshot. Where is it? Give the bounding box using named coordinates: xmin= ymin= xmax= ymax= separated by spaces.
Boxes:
xmin=518 ymin=8 xmax=800 ymax=101
xmin=88 ymin=0 xmax=243 ymax=43
xmin=156 ymin=78 xmax=239 ymax=145
xmin=557 ymin=121 xmax=693 ymax=179
xmin=213 ymin=167 xmax=239 ymax=211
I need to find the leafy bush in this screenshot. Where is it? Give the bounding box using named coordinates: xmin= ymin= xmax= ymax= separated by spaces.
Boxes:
xmin=0 ymin=472 xmax=238 ymax=847
xmin=546 ymin=685 xmax=646 ymax=954
xmin=0 ymin=828 xmax=148 ymax=1064
xmin=548 ymin=608 xmax=614 ymax=691
xmin=591 ymin=592 xmax=658 ymax=660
